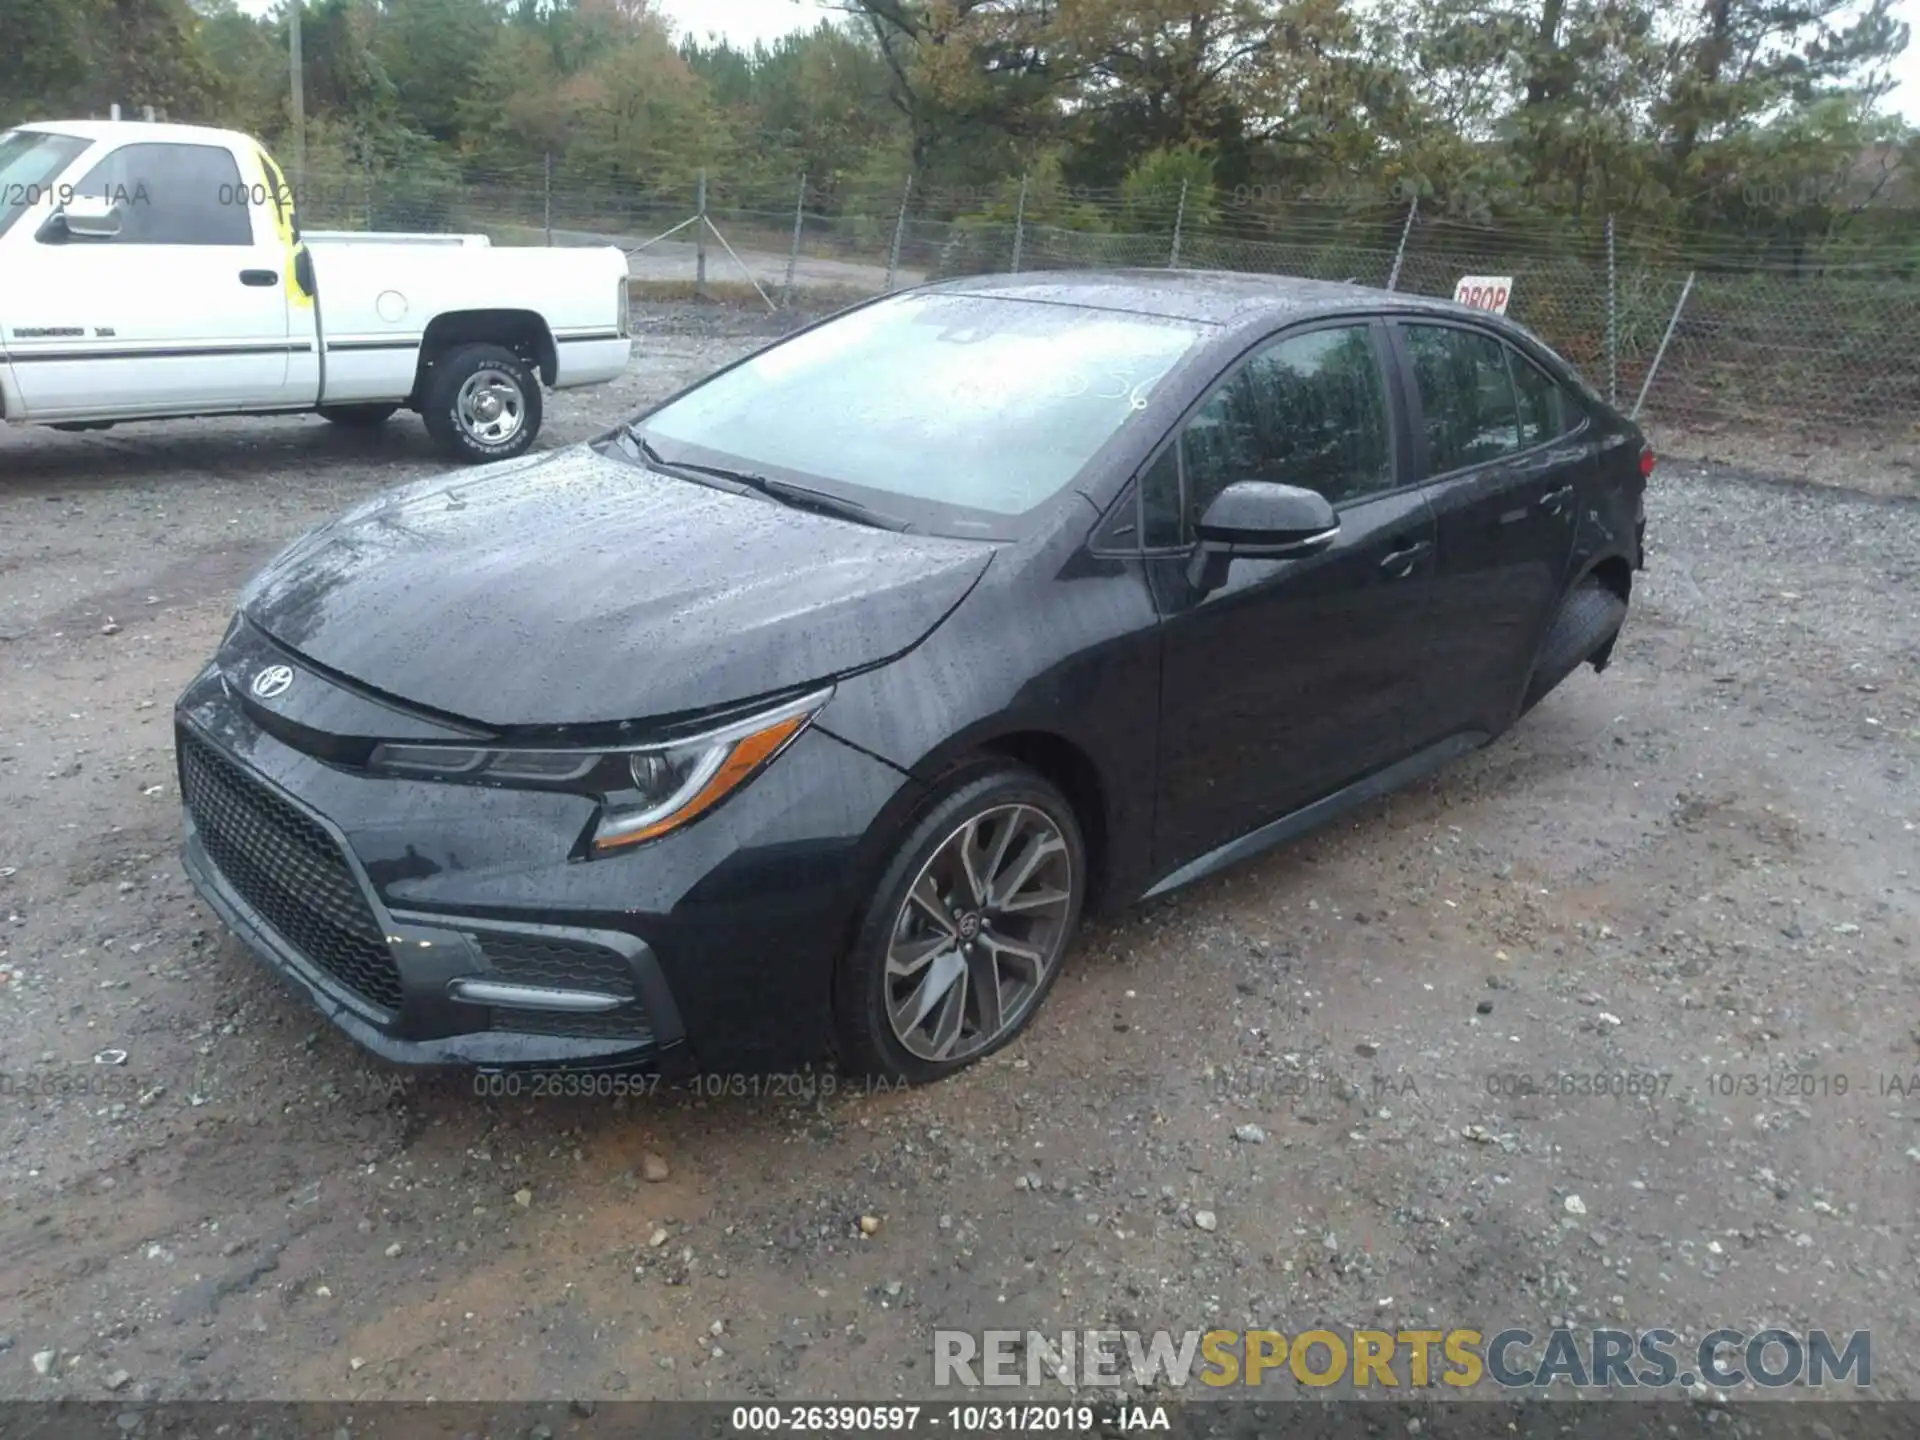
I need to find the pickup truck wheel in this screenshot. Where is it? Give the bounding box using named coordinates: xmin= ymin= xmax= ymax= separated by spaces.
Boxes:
xmin=318 ymin=404 xmax=398 ymax=427
xmin=422 ymin=344 xmax=541 ymax=464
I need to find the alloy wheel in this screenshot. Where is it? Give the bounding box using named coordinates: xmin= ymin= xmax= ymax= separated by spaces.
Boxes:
xmin=883 ymin=802 xmax=1077 ymax=1063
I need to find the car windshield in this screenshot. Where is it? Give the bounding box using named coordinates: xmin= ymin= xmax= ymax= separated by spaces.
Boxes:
xmin=0 ymin=129 xmax=91 ymax=239
xmin=636 ymin=292 xmax=1205 ymax=530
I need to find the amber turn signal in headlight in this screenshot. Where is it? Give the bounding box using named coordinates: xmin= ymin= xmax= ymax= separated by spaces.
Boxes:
xmin=590 ymin=687 xmax=831 ymax=852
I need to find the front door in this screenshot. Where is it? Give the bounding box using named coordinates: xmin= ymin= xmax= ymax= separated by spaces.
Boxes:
xmin=1390 ymin=320 xmax=1587 ymax=745
xmin=1149 ymin=319 xmax=1439 ymax=874
xmin=4 ymin=139 xmax=293 ymax=420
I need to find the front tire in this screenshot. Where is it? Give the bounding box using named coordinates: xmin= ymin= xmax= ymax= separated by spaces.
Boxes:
xmin=420 ymin=343 xmax=541 ymax=464
xmin=834 ymin=763 xmax=1086 ymax=1084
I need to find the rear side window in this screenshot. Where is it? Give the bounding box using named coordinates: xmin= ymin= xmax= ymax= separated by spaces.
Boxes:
xmin=62 ymin=142 xmax=252 ymax=246
xmin=1402 ymin=323 xmax=1521 ymax=472
xmin=1509 ymin=347 xmax=1564 ymax=447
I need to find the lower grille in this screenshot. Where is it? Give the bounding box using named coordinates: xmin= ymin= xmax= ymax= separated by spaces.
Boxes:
xmin=180 ymin=728 xmax=404 ymax=1014
xmin=475 ymin=932 xmax=637 ymax=998
xmin=489 ymin=1007 xmax=654 ymax=1041
xmin=476 ymin=930 xmax=652 ymax=1042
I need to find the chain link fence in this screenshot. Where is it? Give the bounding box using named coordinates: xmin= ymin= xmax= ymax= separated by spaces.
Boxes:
xmin=297 ymin=158 xmax=1920 ymax=444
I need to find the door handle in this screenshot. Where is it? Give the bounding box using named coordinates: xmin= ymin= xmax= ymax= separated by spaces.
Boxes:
xmin=1539 ymin=484 xmax=1575 ymax=516
xmin=1379 ymin=539 xmax=1430 ymax=579
xmin=239 ymin=269 xmax=278 ymax=287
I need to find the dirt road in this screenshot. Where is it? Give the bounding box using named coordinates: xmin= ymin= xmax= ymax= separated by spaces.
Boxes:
xmin=0 ymin=306 xmax=1915 ymax=1407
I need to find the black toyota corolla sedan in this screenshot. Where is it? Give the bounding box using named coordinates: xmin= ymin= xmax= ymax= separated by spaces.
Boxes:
xmin=175 ymin=270 xmax=1650 ymax=1083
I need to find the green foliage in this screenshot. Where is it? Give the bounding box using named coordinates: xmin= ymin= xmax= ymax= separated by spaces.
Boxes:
xmin=0 ymin=0 xmax=91 ymax=127
xmin=0 ymin=0 xmax=1906 ymax=258
xmin=1121 ymin=146 xmax=1219 ymax=229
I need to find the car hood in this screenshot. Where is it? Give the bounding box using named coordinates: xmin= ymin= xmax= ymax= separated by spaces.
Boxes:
xmin=238 ymin=444 xmax=993 ymax=729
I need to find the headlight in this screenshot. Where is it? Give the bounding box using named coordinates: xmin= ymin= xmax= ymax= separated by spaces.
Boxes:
xmin=367 ymin=686 xmax=831 ymax=853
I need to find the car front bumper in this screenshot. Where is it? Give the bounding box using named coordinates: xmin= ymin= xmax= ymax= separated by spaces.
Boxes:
xmin=173 ymin=626 xmax=916 ymax=1073
xmin=180 ymin=820 xmax=674 ymax=1068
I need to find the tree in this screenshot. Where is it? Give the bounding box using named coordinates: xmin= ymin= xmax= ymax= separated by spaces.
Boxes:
xmin=835 ymin=0 xmax=1062 ymax=183
xmin=0 ymin=0 xmax=90 ymax=126
xmin=378 ymin=0 xmax=506 ymax=145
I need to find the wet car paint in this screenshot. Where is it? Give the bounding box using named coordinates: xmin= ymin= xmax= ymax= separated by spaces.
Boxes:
xmin=237 ymin=446 xmax=996 ymax=730
xmin=177 ymin=270 xmax=1647 ymax=1073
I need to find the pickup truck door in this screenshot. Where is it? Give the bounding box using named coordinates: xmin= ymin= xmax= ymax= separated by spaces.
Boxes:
xmin=3 ymin=139 xmax=298 ymax=419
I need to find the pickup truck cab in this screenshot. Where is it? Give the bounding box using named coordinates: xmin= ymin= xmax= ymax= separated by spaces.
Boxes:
xmin=0 ymin=120 xmax=631 ymax=462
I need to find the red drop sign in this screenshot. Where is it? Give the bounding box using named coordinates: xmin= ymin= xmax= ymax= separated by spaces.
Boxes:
xmin=1452 ymin=275 xmax=1513 ymax=314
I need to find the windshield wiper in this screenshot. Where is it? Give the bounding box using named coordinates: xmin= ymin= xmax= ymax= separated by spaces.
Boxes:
xmin=753 ymin=476 xmax=912 ymax=532
xmin=623 ymin=429 xmax=910 ymax=532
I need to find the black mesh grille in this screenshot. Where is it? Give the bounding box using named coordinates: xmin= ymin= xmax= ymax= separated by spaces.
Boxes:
xmin=476 ymin=933 xmax=636 ymax=997
xmin=476 ymin=931 xmax=652 ymax=1042
xmin=489 ymin=1007 xmax=654 ymax=1041
xmin=180 ymin=728 xmax=404 ymax=1014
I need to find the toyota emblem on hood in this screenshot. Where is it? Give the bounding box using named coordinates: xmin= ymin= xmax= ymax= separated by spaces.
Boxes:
xmin=250 ymin=664 xmax=294 ymax=700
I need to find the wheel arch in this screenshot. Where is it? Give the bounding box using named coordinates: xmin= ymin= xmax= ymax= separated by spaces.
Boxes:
xmin=900 ymin=724 xmax=1116 ymax=914
xmin=824 ymin=723 xmax=1114 ymax=1077
xmin=411 ymin=309 xmax=557 ymax=400
xmin=1583 ymin=551 xmax=1634 ymax=604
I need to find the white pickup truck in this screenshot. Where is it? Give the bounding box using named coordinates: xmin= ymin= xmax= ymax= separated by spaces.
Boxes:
xmin=0 ymin=120 xmax=631 ymax=462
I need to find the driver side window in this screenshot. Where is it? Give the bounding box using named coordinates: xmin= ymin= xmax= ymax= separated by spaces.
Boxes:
xmin=53 ymin=142 xmax=252 ymax=246
xmin=1142 ymin=323 xmax=1395 ymax=543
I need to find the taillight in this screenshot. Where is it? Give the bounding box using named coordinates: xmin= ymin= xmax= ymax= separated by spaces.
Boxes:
xmin=1638 ymin=444 xmax=1655 ymax=478
xmin=617 ymin=277 xmax=631 ymax=338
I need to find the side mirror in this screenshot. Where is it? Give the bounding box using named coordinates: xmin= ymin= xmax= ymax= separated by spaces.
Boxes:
xmin=1187 ymin=481 xmax=1339 ymax=591
xmin=55 ymin=195 xmax=122 ymax=238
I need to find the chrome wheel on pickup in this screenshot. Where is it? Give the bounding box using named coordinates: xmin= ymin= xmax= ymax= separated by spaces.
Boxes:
xmin=422 ymin=342 xmax=542 ymax=464
xmin=456 ymin=369 xmax=526 ymax=447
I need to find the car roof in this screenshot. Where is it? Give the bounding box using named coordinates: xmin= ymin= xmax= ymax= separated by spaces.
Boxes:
xmin=926 ymin=267 xmax=1516 ymax=331
xmin=13 ymin=120 xmax=258 ymax=149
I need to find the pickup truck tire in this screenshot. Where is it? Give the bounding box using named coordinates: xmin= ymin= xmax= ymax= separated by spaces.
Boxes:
xmin=318 ymin=403 xmax=398 ymax=428
xmin=421 ymin=343 xmax=541 ymax=464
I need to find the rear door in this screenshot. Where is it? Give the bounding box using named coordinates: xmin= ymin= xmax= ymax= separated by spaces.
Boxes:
xmin=1147 ymin=318 xmax=1438 ymax=871
xmin=5 ymin=140 xmax=294 ymax=419
xmin=1390 ymin=319 xmax=1586 ymax=746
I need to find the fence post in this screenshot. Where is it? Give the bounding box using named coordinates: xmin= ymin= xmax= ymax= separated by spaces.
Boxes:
xmin=543 ymin=152 xmax=553 ymax=247
xmin=1010 ymin=173 xmax=1028 ymax=273
xmin=783 ymin=172 xmax=806 ymax=307
xmin=694 ymin=169 xmax=709 ymax=299
xmin=1631 ymin=270 xmax=1694 ymax=420
xmin=1606 ymin=214 xmax=1618 ymax=406
xmin=1385 ymin=195 xmax=1418 ymax=290
xmin=885 ymin=173 xmax=913 ymax=293
xmin=289 ymin=0 xmax=306 ymax=203
xmin=1168 ymin=178 xmax=1188 ymax=268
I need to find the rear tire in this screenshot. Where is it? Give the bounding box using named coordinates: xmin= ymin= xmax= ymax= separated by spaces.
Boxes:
xmin=834 ymin=763 xmax=1086 ymax=1085
xmin=318 ymin=403 xmax=398 ymax=427
xmin=420 ymin=343 xmax=541 ymax=464
xmin=1522 ymin=577 xmax=1629 ymax=713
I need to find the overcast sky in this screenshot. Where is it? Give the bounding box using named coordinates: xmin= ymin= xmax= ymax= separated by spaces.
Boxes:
xmin=659 ymin=0 xmax=1920 ymax=123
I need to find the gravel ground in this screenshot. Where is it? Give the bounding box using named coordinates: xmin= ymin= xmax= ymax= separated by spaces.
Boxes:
xmin=0 ymin=304 xmax=1915 ymax=1407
